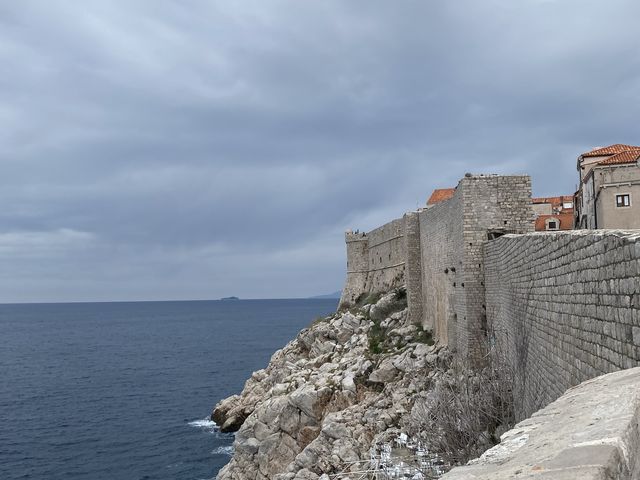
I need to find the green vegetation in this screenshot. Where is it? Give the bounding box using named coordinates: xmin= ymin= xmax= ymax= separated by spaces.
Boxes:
xmin=368 ymin=320 xmax=386 ymax=354
xmin=356 ymin=291 xmax=382 ymax=307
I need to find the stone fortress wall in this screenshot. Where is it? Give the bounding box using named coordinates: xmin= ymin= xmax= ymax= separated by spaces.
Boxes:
xmin=484 ymin=229 xmax=640 ymax=419
xmin=341 ymin=172 xmax=640 ymax=410
xmin=338 ymin=172 xmax=640 ymax=478
xmin=417 ymin=175 xmax=534 ymax=364
xmin=339 ymin=217 xmax=409 ymax=308
xmin=340 ymin=174 xmax=535 ymax=364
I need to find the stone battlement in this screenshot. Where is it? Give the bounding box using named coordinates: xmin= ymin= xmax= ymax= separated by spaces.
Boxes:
xmin=344 ymin=230 xmax=368 ymax=242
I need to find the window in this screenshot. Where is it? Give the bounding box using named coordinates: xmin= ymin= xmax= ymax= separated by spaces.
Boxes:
xmin=616 ymin=194 xmax=631 ymax=207
xmin=545 ymin=218 xmax=559 ymax=230
xmin=562 ymin=202 xmax=573 ymax=209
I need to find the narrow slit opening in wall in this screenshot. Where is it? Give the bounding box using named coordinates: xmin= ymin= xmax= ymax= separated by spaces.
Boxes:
xmin=487 ymin=229 xmax=514 ymax=240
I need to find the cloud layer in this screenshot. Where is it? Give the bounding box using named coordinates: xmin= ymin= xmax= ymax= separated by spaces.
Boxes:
xmin=1 ymin=1 xmax=639 ymax=302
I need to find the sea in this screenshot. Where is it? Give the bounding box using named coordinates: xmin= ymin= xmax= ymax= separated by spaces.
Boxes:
xmin=0 ymin=298 xmax=338 ymax=480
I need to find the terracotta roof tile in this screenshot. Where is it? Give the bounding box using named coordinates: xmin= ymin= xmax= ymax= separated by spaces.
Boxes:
xmin=580 ymin=144 xmax=640 ymax=158
xmin=427 ymin=188 xmax=456 ymax=205
xmin=598 ymin=150 xmax=640 ymax=165
xmin=535 ymin=213 xmax=574 ymax=231
xmin=532 ymin=195 xmax=574 ymax=208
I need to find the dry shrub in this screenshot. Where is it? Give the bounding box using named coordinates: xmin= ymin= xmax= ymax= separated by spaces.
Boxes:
xmin=409 ymin=361 xmax=515 ymax=466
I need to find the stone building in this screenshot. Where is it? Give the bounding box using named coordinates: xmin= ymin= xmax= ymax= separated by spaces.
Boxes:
xmin=575 ymin=144 xmax=640 ymax=229
xmin=532 ymin=195 xmax=574 ymax=231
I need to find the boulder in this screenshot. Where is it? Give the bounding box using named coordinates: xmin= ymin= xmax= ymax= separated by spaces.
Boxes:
xmin=289 ymin=385 xmax=332 ymax=420
xmin=368 ymin=357 xmax=399 ymax=383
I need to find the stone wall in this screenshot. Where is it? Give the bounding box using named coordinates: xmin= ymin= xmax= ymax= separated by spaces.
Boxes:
xmin=364 ymin=218 xmax=407 ymax=294
xmin=418 ymin=185 xmax=463 ymax=347
xmin=417 ymin=175 xmax=534 ymax=364
xmin=340 ymin=174 xmax=534 ymax=366
xmin=403 ymin=211 xmax=424 ymax=325
xmin=339 ymin=217 xmax=407 ymax=309
xmin=484 ymin=230 xmax=640 ymax=419
xmin=339 ymin=231 xmax=369 ymax=308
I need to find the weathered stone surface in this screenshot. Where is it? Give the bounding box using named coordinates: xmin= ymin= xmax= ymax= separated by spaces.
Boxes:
xmin=442 ymin=367 xmax=640 ymax=480
xmin=368 ymin=357 xmax=399 ymax=383
xmin=485 ymin=230 xmax=640 ymax=420
xmin=214 ymin=294 xmax=442 ymax=479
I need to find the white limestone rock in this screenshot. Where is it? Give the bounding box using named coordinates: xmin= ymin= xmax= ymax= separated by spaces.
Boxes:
xmin=213 ymin=292 xmax=443 ymax=480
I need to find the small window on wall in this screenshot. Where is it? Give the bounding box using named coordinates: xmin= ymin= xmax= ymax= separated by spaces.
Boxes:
xmin=616 ymin=194 xmax=631 ymax=207
xmin=545 ymin=218 xmax=559 ymax=230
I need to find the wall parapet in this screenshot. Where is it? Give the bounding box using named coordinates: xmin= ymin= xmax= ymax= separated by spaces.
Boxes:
xmin=442 ymin=367 xmax=640 ymax=480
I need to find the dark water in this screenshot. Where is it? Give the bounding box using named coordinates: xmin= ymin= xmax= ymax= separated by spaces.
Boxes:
xmin=0 ymin=299 xmax=338 ymax=480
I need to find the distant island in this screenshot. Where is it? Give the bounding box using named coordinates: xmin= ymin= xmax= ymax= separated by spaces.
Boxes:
xmin=309 ymin=291 xmax=341 ymax=299
xmin=220 ymin=296 xmax=240 ymax=301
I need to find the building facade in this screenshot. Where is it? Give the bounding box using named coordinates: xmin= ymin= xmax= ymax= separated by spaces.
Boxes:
xmin=532 ymin=195 xmax=574 ymax=231
xmin=575 ymin=144 xmax=640 ymax=229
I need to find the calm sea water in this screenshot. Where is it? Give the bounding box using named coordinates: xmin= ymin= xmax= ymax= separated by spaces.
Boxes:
xmin=0 ymin=299 xmax=337 ymax=480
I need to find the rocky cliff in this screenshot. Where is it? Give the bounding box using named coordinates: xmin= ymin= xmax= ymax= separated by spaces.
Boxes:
xmin=211 ymin=290 xmax=460 ymax=479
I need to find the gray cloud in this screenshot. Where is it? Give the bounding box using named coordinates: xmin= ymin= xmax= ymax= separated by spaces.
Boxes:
xmin=1 ymin=0 xmax=640 ymax=302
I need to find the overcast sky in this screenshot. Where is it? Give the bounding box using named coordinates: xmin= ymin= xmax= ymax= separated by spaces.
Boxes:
xmin=1 ymin=1 xmax=639 ymax=302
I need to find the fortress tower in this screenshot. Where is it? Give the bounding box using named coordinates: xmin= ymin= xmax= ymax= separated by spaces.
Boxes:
xmin=338 ymin=231 xmax=369 ymax=309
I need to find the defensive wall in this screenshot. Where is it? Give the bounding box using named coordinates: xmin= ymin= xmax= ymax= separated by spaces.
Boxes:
xmin=339 ymin=217 xmax=407 ymax=308
xmin=484 ymin=229 xmax=640 ymax=419
xmin=339 ymin=172 xmax=640 ymax=477
xmin=340 ymin=174 xmax=534 ymax=365
xmin=417 ymin=175 xmax=533 ymax=363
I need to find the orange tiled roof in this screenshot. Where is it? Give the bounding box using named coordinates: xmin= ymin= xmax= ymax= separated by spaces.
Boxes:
xmin=532 ymin=195 xmax=574 ymax=208
xmin=580 ymin=144 xmax=640 ymax=158
xmin=599 ymin=150 xmax=640 ymax=165
xmin=535 ymin=213 xmax=573 ymax=231
xmin=427 ymin=188 xmax=455 ymax=205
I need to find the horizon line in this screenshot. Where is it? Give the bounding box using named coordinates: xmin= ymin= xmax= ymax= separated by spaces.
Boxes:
xmin=0 ymin=295 xmax=341 ymax=307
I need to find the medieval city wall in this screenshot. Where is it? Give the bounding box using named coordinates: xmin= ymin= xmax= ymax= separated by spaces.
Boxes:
xmin=340 ymin=174 xmax=639 ymax=390
xmin=417 ymin=184 xmax=463 ymax=347
xmin=364 ymin=218 xmax=407 ymax=294
xmin=337 ymin=175 xmax=640 ymax=477
xmin=338 ymin=217 xmax=408 ymax=308
xmin=417 ymin=175 xmax=534 ymax=364
xmin=484 ymin=230 xmax=640 ymax=419
xmin=403 ymin=211 xmax=424 ymax=325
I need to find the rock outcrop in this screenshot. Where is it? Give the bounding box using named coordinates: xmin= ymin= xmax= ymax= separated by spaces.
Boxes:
xmin=212 ymin=290 xmax=449 ymax=479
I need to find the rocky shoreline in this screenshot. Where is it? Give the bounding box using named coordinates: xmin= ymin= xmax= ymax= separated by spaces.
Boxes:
xmin=211 ymin=290 xmax=501 ymax=479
